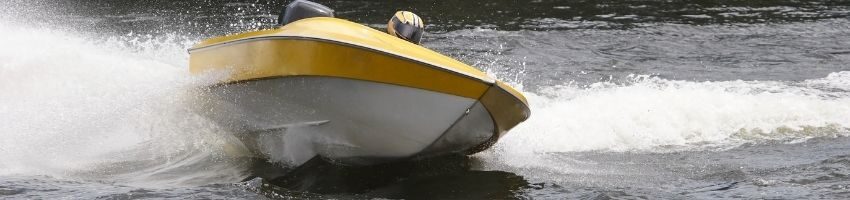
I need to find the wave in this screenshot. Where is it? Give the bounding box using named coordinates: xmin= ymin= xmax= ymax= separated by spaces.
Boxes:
xmin=486 ymin=73 xmax=850 ymax=172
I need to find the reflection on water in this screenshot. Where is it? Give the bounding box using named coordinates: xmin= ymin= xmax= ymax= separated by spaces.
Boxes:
xmin=247 ymin=155 xmax=532 ymax=199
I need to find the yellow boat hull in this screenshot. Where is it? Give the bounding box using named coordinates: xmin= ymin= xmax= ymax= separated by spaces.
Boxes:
xmin=189 ymin=17 xmax=529 ymax=165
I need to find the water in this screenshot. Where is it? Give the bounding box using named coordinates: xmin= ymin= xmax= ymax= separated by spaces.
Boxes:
xmin=2 ymin=0 xmax=850 ymax=199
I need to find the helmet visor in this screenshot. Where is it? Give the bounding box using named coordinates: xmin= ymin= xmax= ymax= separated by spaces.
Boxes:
xmin=391 ymin=18 xmax=423 ymax=44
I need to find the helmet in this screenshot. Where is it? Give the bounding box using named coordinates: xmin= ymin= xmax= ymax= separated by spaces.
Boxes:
xmin=388 ymin=11 xmax=424 ymax=44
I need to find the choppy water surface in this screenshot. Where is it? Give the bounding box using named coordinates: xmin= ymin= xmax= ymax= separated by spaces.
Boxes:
xmin=2 ymin=0 xmax=850 ymax=199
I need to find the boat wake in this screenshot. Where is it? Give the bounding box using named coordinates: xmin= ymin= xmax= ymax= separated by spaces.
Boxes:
xmin=1 ymin=21 xmax=849 ymax=187
xmin=485 ymin=72 xmax=850 ymax=175
xmin=502 ymin=73 xmax=850 ymax=151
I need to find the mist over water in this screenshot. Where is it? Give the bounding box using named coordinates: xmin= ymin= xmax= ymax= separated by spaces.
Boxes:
xmin=2 ymin=0 xmax=850 ymax=199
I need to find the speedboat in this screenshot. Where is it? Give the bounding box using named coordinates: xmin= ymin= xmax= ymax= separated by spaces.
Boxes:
xmin=188 ymin=1 xmax=529 ymax=166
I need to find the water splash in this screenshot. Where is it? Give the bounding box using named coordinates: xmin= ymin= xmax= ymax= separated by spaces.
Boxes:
xmin=0 ymin=22 xmax=246 ymax=187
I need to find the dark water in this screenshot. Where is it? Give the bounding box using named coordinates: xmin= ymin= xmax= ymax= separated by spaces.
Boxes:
xmin=2 ymin=0 xmax=850 ymax=199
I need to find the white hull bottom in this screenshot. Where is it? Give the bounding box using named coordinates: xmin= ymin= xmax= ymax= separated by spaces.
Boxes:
xmin=199 ymin=76 xmax=495 ymax=166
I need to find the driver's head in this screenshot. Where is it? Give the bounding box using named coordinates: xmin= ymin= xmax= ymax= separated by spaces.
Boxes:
xmin=388 ymin=11 xmax=424 ymax=44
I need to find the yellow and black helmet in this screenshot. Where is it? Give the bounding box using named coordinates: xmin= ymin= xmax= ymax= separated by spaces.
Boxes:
xmin=388 ymin=11 xmax=424 ymax=44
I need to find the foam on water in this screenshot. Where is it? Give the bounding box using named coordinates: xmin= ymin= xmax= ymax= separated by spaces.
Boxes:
xmin=484 ymin=73 xmax=850 ymax=176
